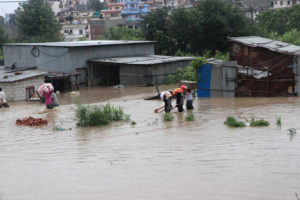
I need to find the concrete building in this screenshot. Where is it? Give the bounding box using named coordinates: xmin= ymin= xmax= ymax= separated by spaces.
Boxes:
xmin=3 ymin=40 xmax=193 ymax=87
xmin=0 ymin=70 xmax=46 ymax=101
xmin=61 ymin=24 xmax=90 ymax=41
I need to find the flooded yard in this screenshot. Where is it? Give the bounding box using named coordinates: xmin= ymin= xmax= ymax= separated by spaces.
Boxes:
xmin=1 ymin=86 xmax=300 ymax=200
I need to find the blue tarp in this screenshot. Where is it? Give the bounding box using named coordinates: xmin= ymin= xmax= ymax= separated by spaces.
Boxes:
xmin=197 ymin=64 xmax=212 ymax=97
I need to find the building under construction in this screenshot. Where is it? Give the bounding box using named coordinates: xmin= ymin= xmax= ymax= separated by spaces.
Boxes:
xmin=228 ymin=36 xmax=300 ymax=97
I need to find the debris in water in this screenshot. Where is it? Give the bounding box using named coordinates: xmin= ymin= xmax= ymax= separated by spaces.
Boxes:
xmin=16 ymin=116 xmax=48 ymax=126
xmin=224 ymin=116 xmax=246 ymax=127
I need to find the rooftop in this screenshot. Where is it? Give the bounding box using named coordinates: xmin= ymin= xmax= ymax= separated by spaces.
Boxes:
xmin=4 ymin=40 xmax=155 ymax=48
xmin=88 ymin=55 xmax=194 ymax=65
xmin=0 ymin=70 xmax=47 ymax=83
xmin=228 ymin=36 xmax=300 ymax=56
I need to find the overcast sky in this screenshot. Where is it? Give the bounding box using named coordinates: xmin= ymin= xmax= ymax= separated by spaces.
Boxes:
xmin=0 ymin=2 xmax=21 ymax=17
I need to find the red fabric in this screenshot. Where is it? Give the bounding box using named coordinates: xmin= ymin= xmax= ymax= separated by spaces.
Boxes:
xmin=180 ymin=85 xmax=187 ymax=90
xmin=44 ymin=90 xmax=53 ymax=105
xmin=172 ymin=88 xmax=183 ymax=96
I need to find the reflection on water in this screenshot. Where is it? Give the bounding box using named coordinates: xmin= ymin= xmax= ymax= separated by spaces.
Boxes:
xmin=1 ymin=86 xmax=300 ymax=200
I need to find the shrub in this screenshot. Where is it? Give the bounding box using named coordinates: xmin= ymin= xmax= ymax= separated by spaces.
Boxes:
xmin=185 ymin=113 xmax=195 ymax=121
xmin=75 ymin=103 xmax=130 ymax=127
xmin=131 ymin=121 xmax=137 ymax=125
xmin=224 ymin=116 xmax=246 ymax=127
xmin=250 ymin=119 xmax=269 ymax=127
xmin=163 ymin=113 xmax=174 ymax=121
xmin=276 ymin=116 xmax=282 ymax=126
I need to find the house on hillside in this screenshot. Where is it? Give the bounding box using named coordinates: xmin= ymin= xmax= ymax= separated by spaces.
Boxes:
xmin=271 ymin=0 xmax=300 ymax=9
xmin=3 ymin=40 xmax=193 ymax=87
xmin=228 ymin=36 xmax=300 ymax=97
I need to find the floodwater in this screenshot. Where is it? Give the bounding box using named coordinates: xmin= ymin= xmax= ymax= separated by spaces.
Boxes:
xmin=1 ymin=86 xmax=300 ymax=200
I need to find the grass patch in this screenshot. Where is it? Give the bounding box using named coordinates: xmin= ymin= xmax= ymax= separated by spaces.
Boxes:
xmin=163 ymin=113 xmax=174 ymax=121
xmin=75 ymin=103 xmax=130 ymax=127
xmin=276 ymin=116 xmax=282 ymax=126
xmin=287 ymin=128 xmax=297 ymax=135
xmin=185 ymin=113 xmax=195 ymax=121
xmin=131 ymin=121 xmax=137 ymax=125
xmin=224 ymin=116 xmax=246 ymax=127
xmin=250 ymin=119 xmax=269 ymax=127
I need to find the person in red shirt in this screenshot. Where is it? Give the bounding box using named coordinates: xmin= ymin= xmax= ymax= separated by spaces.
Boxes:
xmin=172 ymin=87 xmax=184 ymax=112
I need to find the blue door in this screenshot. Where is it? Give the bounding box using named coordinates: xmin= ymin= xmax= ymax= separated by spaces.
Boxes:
xmin=197 ymin=64 xmax=212 ymax=97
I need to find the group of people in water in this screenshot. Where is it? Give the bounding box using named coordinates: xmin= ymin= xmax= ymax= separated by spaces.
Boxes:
xmin=160 ymin=85 xmax=194 ymax=113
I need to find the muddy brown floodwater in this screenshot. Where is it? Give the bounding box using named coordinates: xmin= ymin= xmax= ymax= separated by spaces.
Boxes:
xmin=1 ymin=86 xmax=300 ymax=200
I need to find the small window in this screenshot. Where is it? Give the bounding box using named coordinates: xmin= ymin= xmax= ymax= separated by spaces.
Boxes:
xmin=86 ymin=34 xmax=89 ymax=38
xmin=115 ymin=7 xmax=119 ymax=9
xmin=70 ymin=30 xmax=73 ymax=34
xmin=288 ymin=0 xmax=290 ymax=4
xmin=280 ymin=1 xmax=283 ymax=5
xmin=26 ymin=86 xmax=35 ymax=100
xmin=275 ymin=1 xmax=277 ymax=5
xmin=79 ymin=30 xmax=83 ymax=35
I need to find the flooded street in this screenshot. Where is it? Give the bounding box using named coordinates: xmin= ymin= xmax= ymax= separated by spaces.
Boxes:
xmin=1 ymin=86 xmax=300 ymax=200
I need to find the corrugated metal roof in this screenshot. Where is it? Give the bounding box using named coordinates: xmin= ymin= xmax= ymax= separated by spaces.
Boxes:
xmin=0 ymin=70 xmax=47 ymax=83
xmin=3 ymin=40 xmax=155 ymax=48
xmin=88 ymin=55 xmax=194 ymax=65
xmin=228 ymin=36 xmax=300 ymax=56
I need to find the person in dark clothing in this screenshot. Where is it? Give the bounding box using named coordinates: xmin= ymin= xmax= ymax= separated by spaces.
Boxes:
xmin=160 ymin=91 xmax=172 ymax=113
xmin=172 ymin=88 xmax=184 ymax=112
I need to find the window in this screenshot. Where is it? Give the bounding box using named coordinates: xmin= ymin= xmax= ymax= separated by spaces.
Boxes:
xmin=86 ymin=34 xmax=89 ymax=38
xmin=288 ymin=0 xmax=290 ymax=4
xmin=69 ymin=29 xmax=73 ymax=34
xmin=79 ymin=30 xmax=83 ymax=35
xmin=274 ymin=1 xmax=277 ymax=5
xmin=26 ymin=86 xmax=35 ymax=100
xmin=115 ymin=7 xmax=119 ymax=9
xmin=280 ymin=1 xmax=283 ymax=5
xmin=64 ymin=30 xmax=69 ymax=33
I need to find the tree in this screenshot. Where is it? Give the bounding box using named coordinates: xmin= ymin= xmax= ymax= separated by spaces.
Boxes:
xmin=99 ymin=27 xmax=145 ymax=40
xmin=141 ymin=0 xmax=253 ymax=55
xmin=256 ymin=5 xmax=300 ymax=35
xmin=141 ymin=7 xmax=176 ymax=55
xmin=16 ymin=0 xmax=62 ymax=42
xmin=88 ymin=0 xmax=104 ymax=11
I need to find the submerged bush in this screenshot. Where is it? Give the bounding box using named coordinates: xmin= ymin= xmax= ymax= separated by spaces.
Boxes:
xmin=224 ymin=116 xmax=246 ymax=127
xmin=75 ymin=103 xmax=130 ymax=127
xmin=185 ymin=113 xmax=195 ymax=121
xmin=250 ymin=119 xmax=269 ymax=127
xmin=163 ymin=113 xmax=174 ymax=121
xmin=276 ymin=116 xmax=282 ymax=126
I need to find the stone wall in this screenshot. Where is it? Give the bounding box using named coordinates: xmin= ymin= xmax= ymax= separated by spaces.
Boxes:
xmin=0 ymin=76 xmax=45 ymax=101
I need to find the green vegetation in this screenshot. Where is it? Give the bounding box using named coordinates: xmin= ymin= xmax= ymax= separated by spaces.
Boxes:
xmin=141 ymin=0 xmax=254 ymax=55
xmin=250 ymin=119 xmax=269 ymax=127
xmin=185 ymin=113 xmax=195 ymax=121
xmin=163 ymin=113 xmax=174 ymax=121
xmin=98 ymin=27 xmax=145 ymax=41
xmin=276 ymin=116 xmax=282 ymax=127
xmin=75 ymin=103 xmax=130 ymax=127
xmin=131 ymin=121 xmax=137 ymax=125
xmin=224 ymin=116 xmax=246 ymax=127
xmin=16 ymin=0 xmax=62 ymax=42
xmin=166 ymin=57 xmax=207 ymax=84
xmin=287 ymin=128 xmax=297 ymax=135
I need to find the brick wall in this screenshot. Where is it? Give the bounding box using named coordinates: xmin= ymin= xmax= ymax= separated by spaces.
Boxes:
xmin=0 ymin=76 xmax=45 ymax=101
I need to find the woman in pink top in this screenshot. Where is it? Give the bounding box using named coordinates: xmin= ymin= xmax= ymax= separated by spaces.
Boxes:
xmin=44 ymin=87 xmax=53 ymax=109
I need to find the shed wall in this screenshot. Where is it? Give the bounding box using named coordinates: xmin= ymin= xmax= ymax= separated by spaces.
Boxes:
xmin=0 ymin=76 xmax=45 ymax=101
xmin=3 ymin=43 xmax=155 ymax=84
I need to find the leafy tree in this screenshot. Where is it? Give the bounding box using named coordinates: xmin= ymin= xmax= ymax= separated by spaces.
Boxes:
xmin=277 ymin=29 xmax=300 ymax=46
xmin=141 ymin=7 xmax=175 ymax=55
xmin=16 ymin=0 xmax=62 ymax=42
xmin=256 ymin=5 xmax=300 ymax=35
xmin=141 ymin=0 xmax=253 ymax=55
xmin=98 ymin=27 xmax=145 ymax=40
xmin=88 ymin=0 xmax=104 ymax=11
